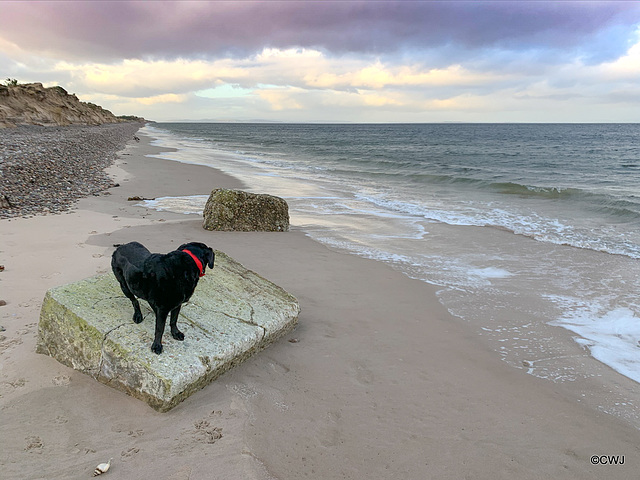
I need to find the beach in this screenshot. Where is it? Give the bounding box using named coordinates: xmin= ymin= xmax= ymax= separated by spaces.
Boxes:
xmin=1 ymin=129 xmax=639 ymax=479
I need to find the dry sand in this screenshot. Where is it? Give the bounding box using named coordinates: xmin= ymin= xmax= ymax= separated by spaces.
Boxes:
xmin=1 ymin=133 xmax=639 ymax=479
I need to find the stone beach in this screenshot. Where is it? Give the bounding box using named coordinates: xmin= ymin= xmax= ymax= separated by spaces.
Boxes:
xmin=0 ymin=122 xmax=142 ymax=218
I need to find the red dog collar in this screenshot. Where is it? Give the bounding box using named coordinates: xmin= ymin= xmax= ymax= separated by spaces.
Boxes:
xmin=182 ymin=249 xmax=205 ymax=277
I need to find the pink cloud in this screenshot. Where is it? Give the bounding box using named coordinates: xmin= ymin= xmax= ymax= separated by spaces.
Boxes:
xmin=1 ymin=1 xmax=638 ymax=63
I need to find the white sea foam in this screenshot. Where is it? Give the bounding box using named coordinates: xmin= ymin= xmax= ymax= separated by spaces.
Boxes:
xmin=468 ymin=267 xmax=514 ymax=279
xmin=139 ymin=195 xmax=208 ymax=215
xmin=548 ymin=297 xmax=640 ymax=384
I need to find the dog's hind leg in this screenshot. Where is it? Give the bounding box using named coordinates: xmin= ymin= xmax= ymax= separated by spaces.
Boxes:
xmin=169 ymin=306 xmax=184 ymax=341
xmin=119 ymin=283 xmax=143 ymax=324
xmin=121 ymin=286 xmax=143 ymax=324
xmin=151 ymin=307 xmax=169 ymax=354
xmin=112 ymin=268 xmax=144 ymax=324
xmin=130 ymin=298 xmax=143 ymax=324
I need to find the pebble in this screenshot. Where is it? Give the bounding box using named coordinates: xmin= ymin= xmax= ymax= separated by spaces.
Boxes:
xmin=0 ymin=123 xmax=142 ymax=219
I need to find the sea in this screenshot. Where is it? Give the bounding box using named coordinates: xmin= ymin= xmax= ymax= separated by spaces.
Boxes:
xmin=140 ymin=122 xmax=640 ymax=425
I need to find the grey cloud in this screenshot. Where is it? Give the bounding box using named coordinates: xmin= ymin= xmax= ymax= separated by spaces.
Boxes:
xmin=2 ymin=1 xmax=639 ymax=63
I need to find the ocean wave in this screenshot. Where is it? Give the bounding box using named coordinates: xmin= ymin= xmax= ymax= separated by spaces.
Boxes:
xmin=365 ymin=171 xmax=640 ymax=221
xmin=351 ymin=191 xmax=640 ymax=259
xmin=145 ymin=123 xmax=640 ymax=259
xmin=548 ymin=297 xmax=640 ymax=384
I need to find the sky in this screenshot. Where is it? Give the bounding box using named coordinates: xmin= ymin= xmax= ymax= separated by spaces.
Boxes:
xmin=1 ymin=1 xmax=640 ymax=123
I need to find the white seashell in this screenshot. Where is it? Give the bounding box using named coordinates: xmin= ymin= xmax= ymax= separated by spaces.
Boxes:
xmin=93 ymin=458 xmax=112 ymax=476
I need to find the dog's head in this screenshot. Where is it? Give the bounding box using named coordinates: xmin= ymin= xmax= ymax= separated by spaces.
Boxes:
xmin=178 ymin=242 xmax=215 ymax=270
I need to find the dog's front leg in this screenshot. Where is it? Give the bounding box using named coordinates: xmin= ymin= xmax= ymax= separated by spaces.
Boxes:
xmin=151 ymin=308 xmax=169 ymax=354
xmin=170 ymin=306 xmax=184 ymax=341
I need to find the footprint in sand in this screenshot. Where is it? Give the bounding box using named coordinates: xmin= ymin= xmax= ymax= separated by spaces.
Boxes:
xmin=71 ymin=445 xmax=96 ymax=455
xmin=193 ymin=419 xmax=223 ymax=444
xmin=52 ymin=375 xmax=70 ymax=386
xmin=166 ymin=466 xmax=192 ymax=480
xmin=24 ymin=436 xmax=44 ymax=453
xmin=0 ymin=335 xmax=23 ymax=353
xmin=3 ymin=377 xmax=26 ymax=389
xmin=40 ymin=271 xmax=61 ymax=279
xmin=266 ymin=358 xmax=291 ymax=374
xmin=174 ymin=412 xmax=224 ymax=454
xmin=24 ymin=322 xmax=37 ymax=332
xmin=228 ymin=383 xmax=257 ymax=399
xmin=54 ymin=415 xmax=68 ymax=425
xmin=353 ymin=361 xmax=374 ymax=385
xmin=121 ymin=446 xmax=140 ymax=459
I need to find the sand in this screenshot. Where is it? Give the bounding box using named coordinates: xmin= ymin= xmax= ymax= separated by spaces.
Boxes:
xmin=1 ymin=133 xmax=639 ymax=479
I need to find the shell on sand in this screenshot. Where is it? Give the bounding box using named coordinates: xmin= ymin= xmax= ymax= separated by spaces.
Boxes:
xmin=93 ymin=458 xmax=112 ymax=476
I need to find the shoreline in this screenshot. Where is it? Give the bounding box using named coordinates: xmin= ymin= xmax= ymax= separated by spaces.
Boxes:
xmin=1 ymin=129 xmax=639 ymax=478
xmin=144 ymin=124 xmax=640 ymax=429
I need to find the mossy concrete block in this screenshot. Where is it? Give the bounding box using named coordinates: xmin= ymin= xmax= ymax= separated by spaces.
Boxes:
xmin=202 ymin=189 xmax=289 ymax=232
xmin=36 ymin=251 xmax=299 ymax=412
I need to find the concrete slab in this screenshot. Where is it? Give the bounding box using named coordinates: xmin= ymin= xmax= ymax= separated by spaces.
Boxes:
xmin=36 ymin=251 xmax=300 ymax=411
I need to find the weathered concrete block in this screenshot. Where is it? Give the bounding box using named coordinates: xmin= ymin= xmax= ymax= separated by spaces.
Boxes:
xmin=202 ymin=189 xmax=289 ymax=232
xmin=36 ymin=251 xmax=299 ymax=412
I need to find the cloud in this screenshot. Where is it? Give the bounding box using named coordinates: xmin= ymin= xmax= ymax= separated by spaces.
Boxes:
xmin=47 ymin=49 xmax=507 ymax=100
xmin=134 ymin=93 xmax=188 ymax=106
xmin=305 ymin=62 xmax=504 ymax=91
xmin=1 ymin=2 xmax=639 ymax=122
xmin=54 ymin=58 xmax=245 ymax=96
xmin=2 ymin=1 xmax=639 ymax=63
xmin=4 ymin=35 xmax=634 ymax=122
xmin=599 ymin=30 xmax=640 ymax=81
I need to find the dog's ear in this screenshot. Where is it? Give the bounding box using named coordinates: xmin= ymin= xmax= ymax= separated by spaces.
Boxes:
xmin=207 ymin=248 xmax=215 ymax=269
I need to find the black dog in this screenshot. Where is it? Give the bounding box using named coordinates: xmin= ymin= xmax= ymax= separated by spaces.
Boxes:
xmin=111 ymin=241 xmax=215 ymax=354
